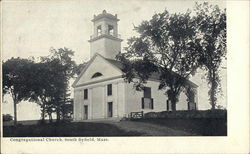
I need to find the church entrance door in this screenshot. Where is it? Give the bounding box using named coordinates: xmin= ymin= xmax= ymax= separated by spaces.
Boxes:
xmin=84 ymin=105 xmax=88 ymax=120
xmin=107 ymin=102 xmax=113 ymax=117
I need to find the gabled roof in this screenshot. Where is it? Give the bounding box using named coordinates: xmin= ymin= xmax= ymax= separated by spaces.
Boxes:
xmin=72 ymin=54 xmax=95 ymax=88
xmin=104 ymin=58 xmax=124 ymax=70
xmin=72 ymin=53 xmax=123 ymax=88
xmin=105 ymin=58 xmax=198 ymax=88
xmin=72 ymin=53 xmax=198 ymax=88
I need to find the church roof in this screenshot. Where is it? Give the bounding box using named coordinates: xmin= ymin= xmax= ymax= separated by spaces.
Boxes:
xmin=105 ymin=58 xmax=124 ymax=70
xmin=72 ymin=53 xmax=197 ymax=88
xmin=104 ymin=57 xmax=198 ymax=88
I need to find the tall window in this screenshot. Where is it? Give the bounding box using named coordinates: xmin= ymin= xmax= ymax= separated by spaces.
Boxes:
xmin=187 ymin=88 xmax=196 ymax=110
xmin=107 ymin=84 xmax=112 ymax=96
xmin=107 ymin=102 xmax=113 ymax=117
xmin=108 ymin=25 xmax=114 ymax=36
xmin=97 ymin=25 xmax=102 ymax=36
xmin=143 ymin=87 xmax=151 ymax=98
xmin=142 ymin=87 xmax=153 ymax=109
xmin=84 ymin=89 xmax=88 ymax=100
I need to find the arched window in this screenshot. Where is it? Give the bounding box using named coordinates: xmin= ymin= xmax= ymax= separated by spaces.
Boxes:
xmin=108 ymin=25 xmax=114 ymax=36
xmin=91 ymin=72 xmax=103 ymax=78
xmin=97 ymin=25 xmax=102 ymax=36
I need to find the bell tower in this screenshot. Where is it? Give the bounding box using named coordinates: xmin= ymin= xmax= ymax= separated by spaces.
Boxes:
xmin=88 ymin=10 xmax=122 ymax=59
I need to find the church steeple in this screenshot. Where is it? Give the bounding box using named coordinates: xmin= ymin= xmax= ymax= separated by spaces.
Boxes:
xmin=88 ymin=10 xmax=122 ymax=59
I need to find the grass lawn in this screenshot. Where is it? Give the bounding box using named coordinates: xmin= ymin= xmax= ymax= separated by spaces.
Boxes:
xmin=3 ymin=117 xmax=226 ymax=137
xmin=135 ymin=118 xmax=227 ymax=136
xmin=3 ymin=122 xmax=143 ymax=137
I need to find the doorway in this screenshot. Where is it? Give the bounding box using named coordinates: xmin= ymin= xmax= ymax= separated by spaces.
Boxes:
xmin=107 ymin=102 xmax=113 ymax=117
xmin=84 ymin=105 xmax=88 ymax=120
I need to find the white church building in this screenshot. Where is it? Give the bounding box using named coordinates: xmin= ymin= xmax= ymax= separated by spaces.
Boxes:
xmin=72 ymin=10 xmax=198 ymax=121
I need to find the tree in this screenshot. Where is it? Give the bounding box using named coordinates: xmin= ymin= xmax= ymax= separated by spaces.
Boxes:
xmin=74 ymin=62 xmax=88 ymax=76
xmin=29 ymin=61 xmax=62 ymax=123
xmin=28 ymin=62 xmax=49 ymax=123
xmin=117 ymin=9 xmax=200 ymax=111
xmin=2 ymin=58 xmax=34 ymax=125
xmin=41 ymin=47 xmax=76 ymax=122
xmin=61 ymin=99 xmax=73 ymax=120
xmin=26 ymin=47 xmax=76 ymax=123
xmin=194 ymin=2 xmax=226 ymax=109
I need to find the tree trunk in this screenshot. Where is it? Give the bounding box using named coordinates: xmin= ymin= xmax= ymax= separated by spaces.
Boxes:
xmin=56 ymin=108 xmax=60 ymax=122
xmin=13 ymin=99 xmax=17 ymax=126
xmin=62 ymin=106 xmax=65 ymax=121
xmin=48 ymin=112 xmax=53 ymax=123
xmin=41 ymin=104 xmax=45 ymax=122
xmin=167 ymin=88 xmax=178 ymax=111
xmin=210 ymin=80 xmax=216 ymax=110
xmin=209 ymin=69 xmax=217 ymax=110
xmin=170 ymin=96 xmax=177 ymax=111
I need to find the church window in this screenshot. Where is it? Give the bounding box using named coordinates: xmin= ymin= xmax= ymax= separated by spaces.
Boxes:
xmin=142 ymin=87 xmax=153 ymax=109
xmin=108 ymin=25 xmax=114 ymax=36
xmin=143 ymin=87 xmax=151 ymax=98
xmin=107 ymin=84 xmax=112 ymax=96
xmin=84 ymin=89 xmax=88 ymax=100
xmin=91 ymin=72 xmax=103 ymax=78
xmin=186 ymin=88 xmax=196 ymax=110
xmin=97 ymin=25 xmax=102 ymax=36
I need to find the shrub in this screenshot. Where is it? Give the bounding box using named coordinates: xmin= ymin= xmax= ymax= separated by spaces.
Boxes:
xmin=3 ymin=114 xmax=13 ymax=122
xmin=144 ymin=109 xmax=227 ymax=119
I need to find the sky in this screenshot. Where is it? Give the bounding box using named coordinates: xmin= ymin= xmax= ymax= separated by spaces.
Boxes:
xmin=1 ymin=0 xmax=226 ymax=120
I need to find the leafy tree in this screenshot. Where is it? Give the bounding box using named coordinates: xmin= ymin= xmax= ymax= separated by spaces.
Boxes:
xmin=29 ymin=60 xmax=63 ymax=123
xmin=74 ymin=62 xmax=88 ymax=76
xmin=117 ymin=10 xmax=200 ymax=111
xmin=2 ymin=48 xmax=77 ymax=124
xmin=26 ymin=47 xmax=76 ymax=123
xmin=41 ymin=47 xmax=76 ymax=122
xmin=2 ymin=58 xmax=34 ymax=125
xmin=61 ymin=99 xmax=73 ymax=120
xmin=194 ymin=2 xmax=226 ymax=109
xmin=28 ymin=62 xmax=49 ymax=123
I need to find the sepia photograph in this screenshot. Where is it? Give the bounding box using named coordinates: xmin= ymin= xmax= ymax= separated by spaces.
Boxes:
xmin=1 ymin=0 xmax=249 ymax=153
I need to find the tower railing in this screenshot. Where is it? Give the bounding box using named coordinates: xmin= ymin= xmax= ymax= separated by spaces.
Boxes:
xmin=90 ymin=31 xmax=121 ymax=39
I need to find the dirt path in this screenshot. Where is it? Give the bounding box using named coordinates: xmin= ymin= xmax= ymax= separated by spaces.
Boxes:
xmin=100 ymin=121 xmax=194 ymax=136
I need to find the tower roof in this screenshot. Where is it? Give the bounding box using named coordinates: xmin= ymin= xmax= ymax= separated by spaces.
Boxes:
xmin=92 ymin=10 xmax=119 ymax=22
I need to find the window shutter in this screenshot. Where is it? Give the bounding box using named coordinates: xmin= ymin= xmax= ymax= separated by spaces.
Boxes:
xmin=151 ymin=98 xmax=154 ymax=109
xmin=141 ymin=98 xmax=144 ymax=109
